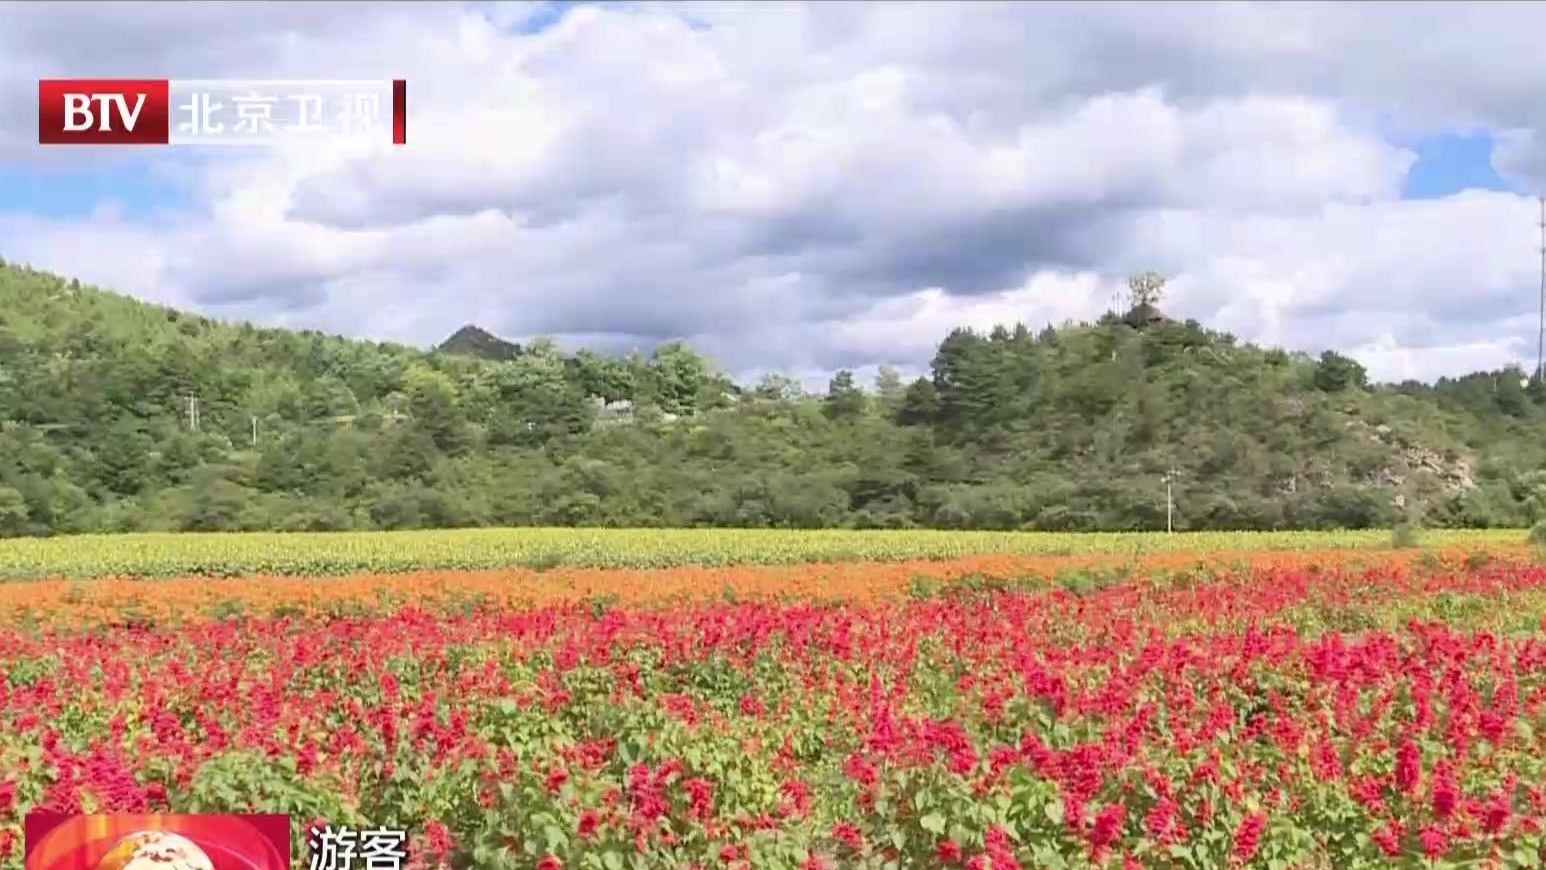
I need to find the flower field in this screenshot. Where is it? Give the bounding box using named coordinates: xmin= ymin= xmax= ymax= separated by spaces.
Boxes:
xmin=5 ymin=536 xmax=1546 ymax=868
xmin=0 ymin=546 xmax=1532 ymax=630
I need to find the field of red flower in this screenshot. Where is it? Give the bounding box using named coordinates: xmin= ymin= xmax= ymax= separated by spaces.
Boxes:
xmin=5 ymin=556 xmax=1546 ymax=869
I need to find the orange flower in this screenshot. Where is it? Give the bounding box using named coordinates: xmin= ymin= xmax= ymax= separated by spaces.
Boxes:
xmin=0 ymin=545 xmax=1528 ymax=630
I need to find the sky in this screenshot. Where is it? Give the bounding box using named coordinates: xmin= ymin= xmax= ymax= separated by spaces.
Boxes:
xmin=3 ymin=1 xmax=1546 ymax=388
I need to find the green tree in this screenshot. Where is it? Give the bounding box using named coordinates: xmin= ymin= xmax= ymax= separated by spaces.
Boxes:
xmin=0 ymin=260 xmax=1534 ymax=536
xmin=403 ymin=364 xmax=470 ymax=454
xmin=823 ymin=370 xmax=865 ymax=421
xmin=1313 ymin=351 xmax=1368 ymax=393
xmin=0 ymin=485 xmax=29 ymax=536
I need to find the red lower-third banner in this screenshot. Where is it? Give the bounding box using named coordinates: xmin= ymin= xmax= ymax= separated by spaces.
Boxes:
xmin=24 ymin=812 xmax=290 ymax=870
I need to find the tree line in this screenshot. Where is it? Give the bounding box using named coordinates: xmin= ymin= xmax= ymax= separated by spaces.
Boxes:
xmin=2 ymin=261 xmax=1545 ymax=536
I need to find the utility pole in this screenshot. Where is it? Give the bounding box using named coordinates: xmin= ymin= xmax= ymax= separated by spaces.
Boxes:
xmin=1163 ymin=464 xmax=1181 ymax=534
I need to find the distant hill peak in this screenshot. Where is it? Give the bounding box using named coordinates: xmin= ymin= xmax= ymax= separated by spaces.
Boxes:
xmin=438 ymin=324 xmax=523 ymax=361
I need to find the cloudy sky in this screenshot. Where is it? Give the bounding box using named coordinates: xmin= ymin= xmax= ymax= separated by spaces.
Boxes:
xmin=3 ymin=1 xmax=1546 ymax=387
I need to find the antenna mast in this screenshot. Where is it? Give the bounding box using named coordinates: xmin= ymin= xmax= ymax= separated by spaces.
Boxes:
xmin=1537 ymin=195 xmax=1545 ymax=383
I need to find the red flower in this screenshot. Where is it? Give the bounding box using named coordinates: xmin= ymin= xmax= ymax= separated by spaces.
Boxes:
xmin=832 ymin=823 xmax=864 ymax=852
xmin=1144 ymin=797 xmax=1179 ymax=843
xmin=546 ymin=767 xmax=570 ymax=794
xmin=1431 ymin=762 xmax=1459 ymax=819
xmin=1232 ymin=813 xmax=1267 ymax=864
xmin=936 ymin=839 xmax=964 ymax=864
xmin=1418 ymin=826 xmax=1449 ymax=860
xmin=425 ymin=820 xmax=454 ymax=861
xmin=1089 ymin=803 xmax=1126 ymax=853
xmin=1484 ymin=793 xmax=1513 ymax=835
xmin=1394 ymin=740 xmax=1422 ymax=796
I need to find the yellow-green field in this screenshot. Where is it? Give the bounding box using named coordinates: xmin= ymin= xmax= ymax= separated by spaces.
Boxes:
xmin=0 ymin=525 xmax=1528 ymax=580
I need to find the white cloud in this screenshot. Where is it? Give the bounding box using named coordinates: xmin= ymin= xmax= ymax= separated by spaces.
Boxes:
xmin=821 ymin=274 xmax=1117 ymax=366
xmin=3 ymin=0 xmax=1546 ymax=385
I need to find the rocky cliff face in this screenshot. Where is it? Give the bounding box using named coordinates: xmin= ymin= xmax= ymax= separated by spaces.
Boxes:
xmin=1347 ymin=419 xmax=1477 ymax=509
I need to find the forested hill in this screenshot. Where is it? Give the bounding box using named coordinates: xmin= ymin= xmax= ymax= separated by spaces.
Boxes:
xmin=2 ymin=260 xmax=1546 ymax=536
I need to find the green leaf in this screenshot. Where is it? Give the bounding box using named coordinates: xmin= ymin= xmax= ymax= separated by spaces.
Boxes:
xmin=920 ymin=812 xmax=946 ymax=836
xmin=1044 ymin=801 xmax=1065 ymax=825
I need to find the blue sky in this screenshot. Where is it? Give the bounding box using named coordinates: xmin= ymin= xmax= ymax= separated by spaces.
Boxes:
xmin=518 ymin=0 xmax=588 ymax=32
xmin=1400 ymin=132 xmax=1513 ymax=200
xmin=0 ymin=157 xmax=190 ymax=221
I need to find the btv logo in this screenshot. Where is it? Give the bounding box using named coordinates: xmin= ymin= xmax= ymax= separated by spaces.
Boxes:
xmin=64 ymin=94 xmax=146 ymax=132
xmin=38 ymin=80 xmax=170 ymax=144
